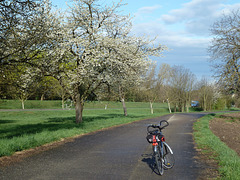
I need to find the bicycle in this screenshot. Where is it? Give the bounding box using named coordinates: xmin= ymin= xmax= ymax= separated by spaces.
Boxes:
xmin=146 ymin=120 xmax=174 ymax=175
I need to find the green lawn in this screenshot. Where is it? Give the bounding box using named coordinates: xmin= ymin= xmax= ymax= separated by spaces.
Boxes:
xmin=0 ymin=100 xmax=63 ymax=109
xmin=0 ymin=106 xmax=169 ymax=157
xmin=0 ymin=99 xmax=170 ymax=110
xmin=193 ymin=114 xmax=240 ymax=180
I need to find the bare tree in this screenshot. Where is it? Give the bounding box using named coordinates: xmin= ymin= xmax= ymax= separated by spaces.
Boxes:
xmin=209 ymin=10 xmax=240 ymax=95
xmin=197 ymin=77 xmax=215 ymax=111
xmin=156 ymin=63 xmax=172 ymax=112
xmin=168 ymin=65 xmax=196 ymax=112
xmin=143 ymin=63 xmax=157 ymax=114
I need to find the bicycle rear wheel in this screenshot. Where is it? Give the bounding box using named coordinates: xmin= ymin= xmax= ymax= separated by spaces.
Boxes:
xmin=154 ymin=146 xmax=164 ymax=175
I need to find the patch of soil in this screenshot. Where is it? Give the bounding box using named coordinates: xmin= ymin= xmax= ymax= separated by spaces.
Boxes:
xmin=209 ymin=113 xmax=240 ymax=156
xmin=195 ymin=147 xmax=220 ymax=180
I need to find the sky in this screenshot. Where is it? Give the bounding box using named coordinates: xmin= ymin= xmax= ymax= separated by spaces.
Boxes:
xmin=51 ymin=0 xmax=240 ymax=79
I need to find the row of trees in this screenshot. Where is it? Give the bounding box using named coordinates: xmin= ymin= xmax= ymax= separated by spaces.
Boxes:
xmin=1 ymin=58 xmax=234 ymax=114
xmin=1 ymin=1 xmax=239 ymax=123
xmin=0 ymin=0 xmax=166 ymax=123
xmin=130 ymin=64 xmax=233 ymax=113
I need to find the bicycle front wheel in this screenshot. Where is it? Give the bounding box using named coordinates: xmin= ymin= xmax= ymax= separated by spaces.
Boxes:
xmin=154 ymin=146 xmax=164 ymax=175
xmin=162 ymin=142 xmax=175 ymax=169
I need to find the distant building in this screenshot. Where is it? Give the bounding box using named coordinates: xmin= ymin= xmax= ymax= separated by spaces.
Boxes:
xmin=191 ymin=101 xmax=199 ymax=107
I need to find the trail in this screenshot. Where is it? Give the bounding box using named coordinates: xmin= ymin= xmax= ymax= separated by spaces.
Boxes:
xmin=0 ymin=113 xmax=208 ymax=180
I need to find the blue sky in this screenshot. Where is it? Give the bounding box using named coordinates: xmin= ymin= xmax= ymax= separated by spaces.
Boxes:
xmin=52 ymin=0 xmax=240 ymax=79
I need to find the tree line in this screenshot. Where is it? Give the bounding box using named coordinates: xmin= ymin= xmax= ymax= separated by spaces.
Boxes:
xmin=1 ymin=1 xmax=240 ymax=123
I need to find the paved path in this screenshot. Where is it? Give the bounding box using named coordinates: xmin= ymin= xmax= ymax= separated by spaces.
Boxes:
xmin=0 ymin=113 xmax=207 ymax=180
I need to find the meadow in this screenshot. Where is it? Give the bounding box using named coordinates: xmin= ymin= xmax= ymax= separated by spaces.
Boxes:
xmin=0 ymin=100 xmax=169 ymax=157
xmin=0 ymin=99 xmax=169 ymax=110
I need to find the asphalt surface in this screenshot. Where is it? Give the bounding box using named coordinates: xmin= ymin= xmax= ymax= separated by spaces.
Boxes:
xmin=0 ymin=113 xmax=208 ymax=180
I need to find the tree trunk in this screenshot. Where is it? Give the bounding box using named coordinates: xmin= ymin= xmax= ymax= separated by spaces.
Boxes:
xmin=21 ymin=99 xmax=25 ymax=109
xmin=121 ymin=97 xmax=127 ymax=116
xmin=75 ymin=94 xmax=84 ymax=124
xmin=150 ymin=101 xmax=154 ymax=114
xmin=167 ymin=99 xmax=172 ymax=113
xmin=62 ymin=95 xmax=65 ymax=110
xmin=186 ymin=103 xmax=189 ymax=112
xmin=203 ymin=95 xmax=207 ymax=111
xmin=62 ymin=100 xmax=64 ymax=109
xmin=41 ymin=94 xmax=44 ymax=101
xmin=119 ymin=85 xmax=127 ymax=116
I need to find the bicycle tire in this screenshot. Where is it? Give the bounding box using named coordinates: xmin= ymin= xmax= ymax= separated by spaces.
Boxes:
xmin=162 ymin=142 xmax=175 ymax=169
xmin=154 ymin=145 xmax=164 ymax=175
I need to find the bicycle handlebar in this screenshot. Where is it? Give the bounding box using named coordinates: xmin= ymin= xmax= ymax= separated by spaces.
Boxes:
xmin=160 ymin=120 xmax=169 ymax=129
xmin=147 ymin=120 xmax=169 ymax=133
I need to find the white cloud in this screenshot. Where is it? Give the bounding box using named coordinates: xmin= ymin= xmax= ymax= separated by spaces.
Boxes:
xmin=131 ymin=0 xmax=240 ymax=78
xmin=161 ymin=0 xmax=225 ymax=24
xmin=137 ymin=5 xmax=162 ymax=14
xmin=217 ymin=3 xmax=240 ymax=16
xmin=134 ymin=5 xmax=162 ymax=21
xmin=132 ymin=21 xmax=210 ymax=48
xmin=159 ymin=0 xmax=240 ymax=36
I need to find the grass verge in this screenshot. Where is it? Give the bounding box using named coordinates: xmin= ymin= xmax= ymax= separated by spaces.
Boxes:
xmin=0 ymin=108 xmax=168 ymax=157
xmin=193 ymin=114 xmax=240 ymax=179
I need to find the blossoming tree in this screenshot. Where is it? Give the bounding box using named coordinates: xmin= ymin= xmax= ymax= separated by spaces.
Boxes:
xmin=43 ymin=0 xmax=167 ymax=123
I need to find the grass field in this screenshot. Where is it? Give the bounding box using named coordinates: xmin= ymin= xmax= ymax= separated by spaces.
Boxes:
xmin=0 ymin=99 xmax=170 ymax=110
xmin=193 ymin=114 xmax=240 ymax=180
xmin=0 ymin=100 xmax=63 ymax=109
xmin=0 ymin=101 xmax=170 ymax=157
